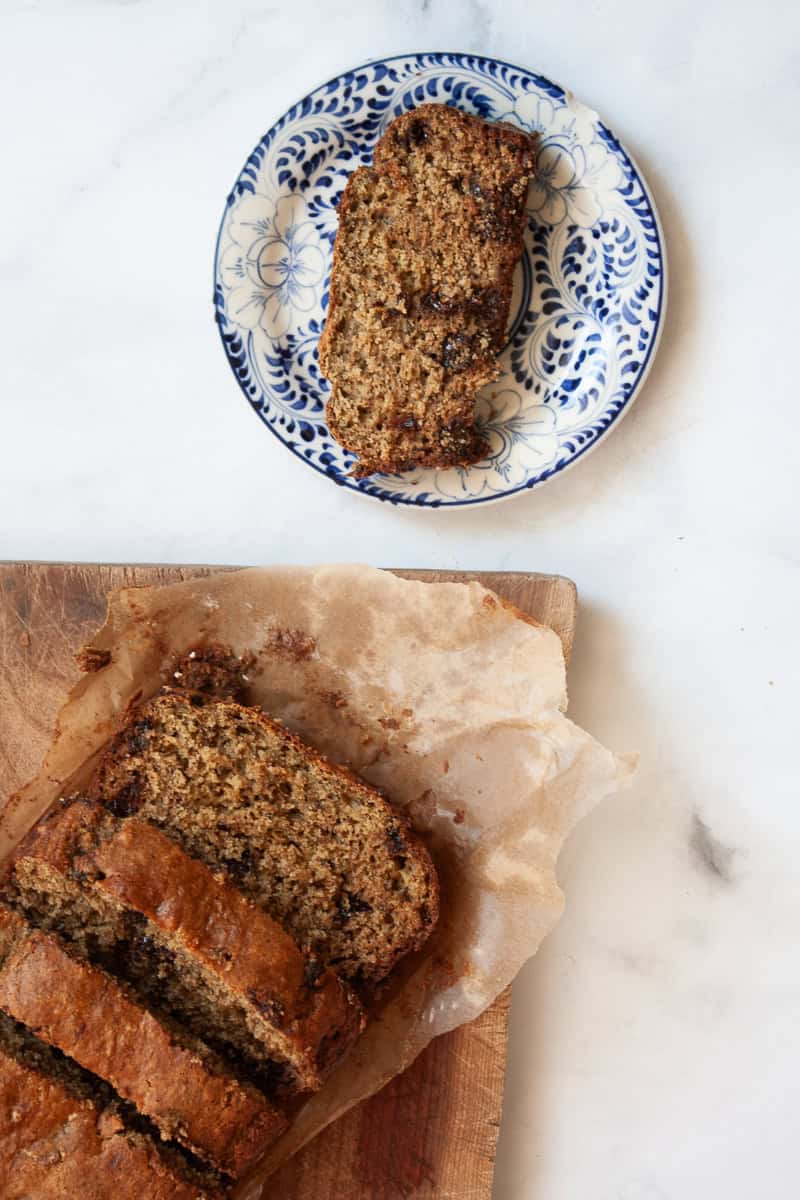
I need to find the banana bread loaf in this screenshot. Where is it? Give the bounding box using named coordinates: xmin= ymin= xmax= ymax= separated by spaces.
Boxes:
xmin=4 ymin=796 xmax=364 ymax=1096
xmin=89 ymin=691 xmax=439 ymax=987
xmin=318 ymin=103 xmax=537 ymax=476
xmin=0 ymin=905 xmax=285 ymax=1179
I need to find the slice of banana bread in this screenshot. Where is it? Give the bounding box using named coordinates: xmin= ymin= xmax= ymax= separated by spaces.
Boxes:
xmin=89 ymin=691 xmax=439 ymax=987
xmin=4 ymin=797 xmax=364 ymax=1096
xmin=0 ymin=1012 xmax=222 ymax=1199
xmin=0 ymin=905 xmax=285 ymax=1179
xmin=318 ymin=103 xmax=537 ymax=476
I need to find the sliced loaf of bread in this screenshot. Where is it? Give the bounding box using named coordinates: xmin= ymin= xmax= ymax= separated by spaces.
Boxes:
xmin=4 ymin=796 xmax=364 ymax=1095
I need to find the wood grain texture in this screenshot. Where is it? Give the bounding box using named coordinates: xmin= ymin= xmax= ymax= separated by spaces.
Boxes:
xmin=0 ymin=562 xmax=577 ymax=1200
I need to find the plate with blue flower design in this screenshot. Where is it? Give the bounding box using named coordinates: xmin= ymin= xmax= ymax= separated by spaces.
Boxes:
xmin=213 ymin=52 xmax=666 ymax=507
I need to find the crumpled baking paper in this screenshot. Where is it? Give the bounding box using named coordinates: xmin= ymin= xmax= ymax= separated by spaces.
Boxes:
xmin=0 ymin=565 xmax=634 ymax=1191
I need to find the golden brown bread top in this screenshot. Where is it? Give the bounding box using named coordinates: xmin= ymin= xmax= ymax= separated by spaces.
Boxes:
xmin=0 ymin=920 xmax=285 ymax=1178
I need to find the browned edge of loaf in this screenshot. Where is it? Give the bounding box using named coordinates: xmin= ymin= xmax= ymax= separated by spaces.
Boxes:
xmin=0 ymin=904 xmax=285 ymax=1179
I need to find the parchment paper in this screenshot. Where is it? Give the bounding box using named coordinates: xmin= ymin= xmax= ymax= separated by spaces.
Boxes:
xmin=0 ymin=565 xmax=634 ymax=1191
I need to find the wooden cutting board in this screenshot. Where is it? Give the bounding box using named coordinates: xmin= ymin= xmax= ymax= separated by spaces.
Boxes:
xmin=0 ymin=563 xmax=577 ymax=1200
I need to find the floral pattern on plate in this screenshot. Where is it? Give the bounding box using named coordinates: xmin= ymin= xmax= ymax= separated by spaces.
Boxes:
xmin=213 ymin=52 xmax=666 ymax=507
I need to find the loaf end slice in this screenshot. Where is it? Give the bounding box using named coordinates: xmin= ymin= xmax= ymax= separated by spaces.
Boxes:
xmin=318 ymin=103 xmax=536 ymax=476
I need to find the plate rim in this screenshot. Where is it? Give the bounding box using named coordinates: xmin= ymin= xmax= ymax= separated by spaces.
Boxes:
xmin=212 ymin=50 xmax=668 ymax=509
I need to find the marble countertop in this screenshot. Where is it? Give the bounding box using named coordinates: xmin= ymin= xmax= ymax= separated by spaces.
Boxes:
xmin=2 ymin=2 xmax=798 ymax=1196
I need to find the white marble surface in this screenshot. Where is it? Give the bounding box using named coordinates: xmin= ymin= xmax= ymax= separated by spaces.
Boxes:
xmin=2 ymin=2 xmax=799 ymax=1197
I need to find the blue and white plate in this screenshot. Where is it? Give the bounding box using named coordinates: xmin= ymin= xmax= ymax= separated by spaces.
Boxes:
xmin=214 ymin=53 xmax=666 ymax=508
